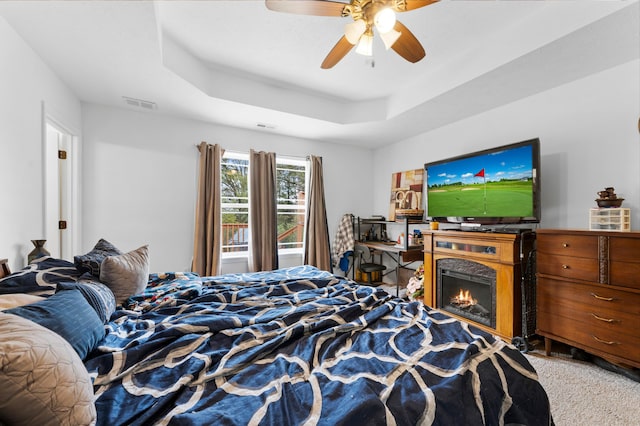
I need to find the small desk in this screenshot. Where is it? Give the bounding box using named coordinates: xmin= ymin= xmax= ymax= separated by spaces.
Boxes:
xmin=0 ymin=258 xmax=10 ymax=279
xmin=357 ymin=241 xmax=422 ymax=296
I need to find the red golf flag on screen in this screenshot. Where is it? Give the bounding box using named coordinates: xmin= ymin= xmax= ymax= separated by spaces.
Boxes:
xmin=474 ymin=168 xmax=485 ymax=178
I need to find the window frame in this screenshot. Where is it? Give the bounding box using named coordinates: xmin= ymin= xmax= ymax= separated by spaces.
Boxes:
xmin=220 ymin=151 xmax=308 ymax=259
xmin=275 ymin=155 xmax=308 ymax=256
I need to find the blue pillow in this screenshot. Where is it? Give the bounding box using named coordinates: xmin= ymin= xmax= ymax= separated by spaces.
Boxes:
xmin=74 ymin=238 xmax=122 ymax=277
xmin=5 ymin=289 xmax=105 ymax=360
xmin=57 ymin=277 xmax=116 ymax=323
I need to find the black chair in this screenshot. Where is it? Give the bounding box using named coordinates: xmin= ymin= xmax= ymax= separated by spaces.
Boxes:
xmin=356 ymin=247 xmax=386 ymax=285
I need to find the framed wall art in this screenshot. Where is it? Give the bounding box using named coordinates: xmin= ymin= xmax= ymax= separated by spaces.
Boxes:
xmin=388 ymin=168 xmax=424 ymax=221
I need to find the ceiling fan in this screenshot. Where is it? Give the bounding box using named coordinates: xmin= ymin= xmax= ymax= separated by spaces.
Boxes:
xmin=265 ymin=0 xmax=439 ymax=69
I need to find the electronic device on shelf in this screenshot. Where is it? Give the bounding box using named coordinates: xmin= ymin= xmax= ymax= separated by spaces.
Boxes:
xmin=424 ymin=138 xmax=541 ymax=228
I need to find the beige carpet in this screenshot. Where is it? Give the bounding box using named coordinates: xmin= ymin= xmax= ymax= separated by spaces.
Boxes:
xmin=524 ymin=349 xmax=640 ymax=426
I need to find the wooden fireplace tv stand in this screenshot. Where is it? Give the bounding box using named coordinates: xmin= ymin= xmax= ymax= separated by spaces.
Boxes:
xmin=422 ymin=229 xmax=535 ymax=341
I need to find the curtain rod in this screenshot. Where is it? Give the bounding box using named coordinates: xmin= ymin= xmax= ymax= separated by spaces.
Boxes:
xmin=195 ymin=142 xmax=210 ymax=152
xmin=196 ymin=144 xmax=318 ymax=161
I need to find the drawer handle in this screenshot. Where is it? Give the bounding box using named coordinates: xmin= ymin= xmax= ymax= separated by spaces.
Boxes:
xmin=592 ymin=335 xmax=619 ymax=346
xmin=561 ymin=264 xmax=570 ymax=269
xmin=562 ymin=243 xmax=569 ymax=248
xmin=590 ymin=292 xmax=614 ymax=302
xmin=591 ymin=313 xmax=617 ymax=323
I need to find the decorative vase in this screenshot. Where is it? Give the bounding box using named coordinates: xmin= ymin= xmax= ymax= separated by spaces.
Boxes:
xmin=27 ymin=240 xmax=50 ymax=264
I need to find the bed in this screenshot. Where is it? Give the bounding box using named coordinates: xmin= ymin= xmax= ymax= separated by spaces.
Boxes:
xmin=0 ymin=248 xmax=552 ymax=426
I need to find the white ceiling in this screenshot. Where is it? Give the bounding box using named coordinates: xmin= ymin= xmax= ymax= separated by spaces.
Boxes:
xmin=1 ymin=0 xmax=638 ymax=148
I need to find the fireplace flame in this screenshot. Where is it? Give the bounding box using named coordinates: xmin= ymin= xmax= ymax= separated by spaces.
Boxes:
xmin=451 ymin=289 xmax=477 ymax=307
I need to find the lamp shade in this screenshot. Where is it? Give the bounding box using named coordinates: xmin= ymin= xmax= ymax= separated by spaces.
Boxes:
xmin=380 ymin=28 xmax=401 ymax=50
xmin=344 ymin=20 xmax=366 ymax=45
xmin=355 ymin=33 xmax=373 ymax=56
xmin=374 ymin=8 xmax=396 ymax=34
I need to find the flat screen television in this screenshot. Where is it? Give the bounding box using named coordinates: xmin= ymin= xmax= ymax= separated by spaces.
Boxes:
xmin=424 ymin=138 xmax=541 ymax=227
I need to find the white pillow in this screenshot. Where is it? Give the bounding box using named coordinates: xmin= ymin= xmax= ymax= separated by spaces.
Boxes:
xmin=0 ymin=312 xmax=96 ymax=425
xmin=0 ymin=293 xmax=45 ymax=310
xmin=100 ymin=245 xmax=149 ymax=305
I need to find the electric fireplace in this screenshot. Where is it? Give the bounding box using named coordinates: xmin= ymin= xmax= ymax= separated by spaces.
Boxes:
xmin=423 ymin=230 xmax=531 ymax=340
xmin=436 ymin=258 xmax=496 ymax=328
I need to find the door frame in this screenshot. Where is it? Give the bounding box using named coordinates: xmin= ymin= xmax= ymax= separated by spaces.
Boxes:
xmin=42 ymin=102 xmax=81 ymax=260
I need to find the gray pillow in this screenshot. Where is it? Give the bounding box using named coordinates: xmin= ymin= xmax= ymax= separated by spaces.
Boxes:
xmin=74 ymin=238 xmax=122 ymax=277
xmin=100 ymin=245 xmax=149 ymax=306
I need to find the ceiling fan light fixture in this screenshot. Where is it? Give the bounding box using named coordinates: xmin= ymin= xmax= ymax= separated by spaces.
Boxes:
xmin=355 ymin=32 xmax=373 ymax=56
xmin=264 ymin=0 xmax=433 ymax=68
xmin=380 ymin=28 xmax=401 ymax=50
xmin=344 ymin=19 xmax=366 ymax=44
xmin=373 ymin=7 xmax=396 ymax=34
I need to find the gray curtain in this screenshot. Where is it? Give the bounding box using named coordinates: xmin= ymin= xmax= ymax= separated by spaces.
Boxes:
xmin=249 ymin=149 xmax=278 ymax=272
xmin=192 ymin=142 xmax=224 ymax=276
xmin=304 ymin=155 xmax=332 ymax=271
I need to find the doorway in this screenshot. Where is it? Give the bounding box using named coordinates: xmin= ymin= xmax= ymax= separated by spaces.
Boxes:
xmin=44 ymin=120 xmax=77 ymax=260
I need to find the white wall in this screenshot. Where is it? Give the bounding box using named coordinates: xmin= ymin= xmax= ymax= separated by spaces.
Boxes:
xmin=81 ymin=104 xmax=373 ymax=273
xmin=373 ymin=60 xmax=640 ymax=232
xmin=0 ymin=17 xmax=82 ymax=271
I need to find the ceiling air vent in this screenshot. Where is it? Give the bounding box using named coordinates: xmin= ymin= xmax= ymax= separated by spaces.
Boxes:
xmin=256 ymin=123 xmax=276 ymax=129
xmin=123 ymin=96 xmax=157 ymax=110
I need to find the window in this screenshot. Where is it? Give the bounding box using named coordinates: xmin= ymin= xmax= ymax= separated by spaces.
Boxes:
xmin=221 ymin=152 xmax=249 ymax=254
xmin=276 ymin=157 xmax=307 ymax=252
xmin=221 ymin=152 xmax=307 ymax=257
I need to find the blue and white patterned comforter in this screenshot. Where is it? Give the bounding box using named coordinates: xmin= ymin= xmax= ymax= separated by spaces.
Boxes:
xmin=85 ymin=266 xmax=551 ymax=425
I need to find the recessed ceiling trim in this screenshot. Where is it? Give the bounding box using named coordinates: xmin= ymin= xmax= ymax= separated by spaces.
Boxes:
xmin=159 ymin=30 xmax=388 ymax=125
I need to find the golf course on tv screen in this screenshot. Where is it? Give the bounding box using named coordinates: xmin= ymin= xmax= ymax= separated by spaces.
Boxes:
xmin=426 ymin=144 xmax=535 ymax=219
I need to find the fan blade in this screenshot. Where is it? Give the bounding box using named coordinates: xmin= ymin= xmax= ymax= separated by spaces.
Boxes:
xmin=391 ymin=21 xmax=425 ymax=63
xmin=321 ymin=36 xmax=355 ymax=69
xmin=394 ymin=0 xmax=439 ymax=12
xmin=266 ymin=0 xmax=347 ymax=16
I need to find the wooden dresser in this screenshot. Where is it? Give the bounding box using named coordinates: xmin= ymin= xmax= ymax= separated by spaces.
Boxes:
xmin=536 ymin=229 xmax=640 ymax=368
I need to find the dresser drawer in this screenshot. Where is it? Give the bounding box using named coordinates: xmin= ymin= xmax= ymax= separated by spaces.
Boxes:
xmin=609 ymin=260 xmax=640 ymax=290
xmin=537 ymin=278 xmax=640 ymax=338
xmin=537 ymin=252 xmax=599 ymax=282
xmin=609 ymin=236 xmax=640 ymax=262
xmin=608 ymin=236 xmax=640 ymax=289
xmin=536 ymin=234 xmax=599 ymax=259
xmin=537 ymin=311 xmax=640 ymax=363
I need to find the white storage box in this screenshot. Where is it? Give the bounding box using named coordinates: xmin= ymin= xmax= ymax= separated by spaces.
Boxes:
xmin=589 ymin=208 xmax=630 ymax=232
